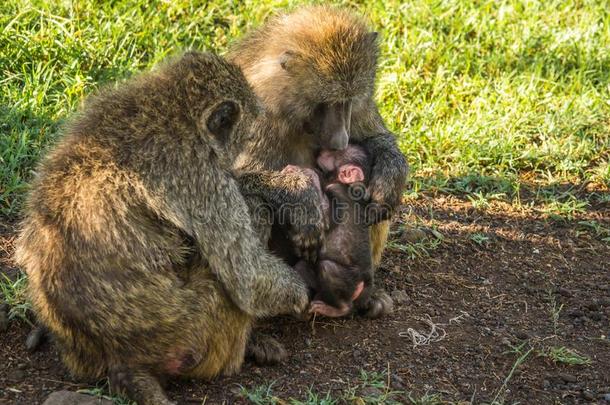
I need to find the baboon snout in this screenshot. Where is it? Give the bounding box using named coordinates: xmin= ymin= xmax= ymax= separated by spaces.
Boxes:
xmin=326 ymin=127 xmax=349 ymax=150
xmin=316 ymin=101 xmax=352 ymax=150
xmin=324 ymin=101 xmax=351 ymax=150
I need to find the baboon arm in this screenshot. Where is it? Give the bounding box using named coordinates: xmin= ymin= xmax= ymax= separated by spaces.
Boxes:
xmin=160 ymin=172 xmax=308 ymax=318
xmin=236 ymin=169 xmax=326 ymax=262
xmin=361 ymin=133 xmax=408 ymax=211
xmin=236 ymin=170 xmax=316 ymax=209
xmin=352 ymin=103 xmax=409 ymax=221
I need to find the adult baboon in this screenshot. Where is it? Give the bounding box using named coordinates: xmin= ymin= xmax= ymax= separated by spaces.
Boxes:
xmin=228 ymin=6 xmax=408 ymax=326
xmin=16 ymin=52 xmax=308 ymax=405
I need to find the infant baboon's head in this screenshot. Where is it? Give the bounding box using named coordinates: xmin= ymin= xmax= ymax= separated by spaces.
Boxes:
xmin=317 ymin=144 xmax=371 ymax=185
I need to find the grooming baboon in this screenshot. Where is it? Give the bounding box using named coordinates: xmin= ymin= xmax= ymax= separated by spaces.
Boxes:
xmin=15 ymin=51 xmax=309 ymax=405
xmin=228 ymin=6 xmax=408 ymax=361
xmin=286 ymin=145 xmax=375 ymax=318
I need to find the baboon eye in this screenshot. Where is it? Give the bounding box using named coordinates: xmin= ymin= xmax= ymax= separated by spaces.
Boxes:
xmin=313 ymin=102 xmax=327 ymax=117
xmin=279 ymin=50 xmax=296 ymax=71
xmin=206 ymin=100 xmax=240 ymax=143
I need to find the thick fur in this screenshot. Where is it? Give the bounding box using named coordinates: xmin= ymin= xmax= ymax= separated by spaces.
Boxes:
xmin=15 ymin=51 xmax=308 ymax=405
xmin=228 ymin=6 xmax=408 ymax=322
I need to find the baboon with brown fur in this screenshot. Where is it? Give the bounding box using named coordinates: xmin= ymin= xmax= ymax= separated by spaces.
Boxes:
xmin=15 ymin=51 xmax=309 ymax=405
xmin=228 ymin=6 xmax=408 ymax=362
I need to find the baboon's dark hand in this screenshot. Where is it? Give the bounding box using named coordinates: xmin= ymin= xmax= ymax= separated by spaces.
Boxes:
xmin=283 ymin=182 xmax=326 ymax=263
xmin=366 ymin=145 xmax=409 ymax=224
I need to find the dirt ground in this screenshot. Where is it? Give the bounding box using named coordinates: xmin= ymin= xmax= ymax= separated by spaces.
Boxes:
xmin=1 ymin=195 xmax=609 ymax=404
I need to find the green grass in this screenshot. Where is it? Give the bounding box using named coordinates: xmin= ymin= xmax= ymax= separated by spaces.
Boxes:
xmin=0 ymin=272 xmax=31 ymax=324
xmin=542 ymin=346 xmax=592 ymax=366
xmin=239 ymin=369 xmax=430 ymax=404
xmin=1 ymin=0 xmax=609 ymax=218
xmin=78 ymin=385 xmax=135 ymax=405
xmin=470 ymin=232 xmax=491 ymax=246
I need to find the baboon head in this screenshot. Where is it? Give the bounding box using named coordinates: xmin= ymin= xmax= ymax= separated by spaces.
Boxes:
xmin=229 ymin=6 xmax=379 ymax=150
xmin=175 ymin=51 xmax=263 ymax=164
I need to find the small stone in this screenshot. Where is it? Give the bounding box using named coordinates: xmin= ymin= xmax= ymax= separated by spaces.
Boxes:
xmin=515 ymin=330 xmax=530 ymax=340
xmin=586 ymin=301 xmax=600 ymax=311
xmin=0 ymin=302 xmax=9 ymax=332
xmin=7 ymin=369 xmax=25 ymax=381
xmin=0 ymin=311 xmax=8 ymax=332
xmin=543 ymin=380 xmax=551 ymax=389
xmin=568 ymin=309 xmax=585 ymax=318
xmin=582 ymin=391 xmax=595 ymax=401
xmin=391 ymin=289 xmax=409 ymax=304
xmin=353 ymin=350 xmax=362 ymax=358
xmin=43 ymin=391 xmax=114 ymax=405
xmin=604 ymin=393 xmax=610 ymax=402
xmin=559 ymin=373 xmax=577 ymax=383
xmin=557 ymin=288 xmax=572 ymax=297
xmin=398 ymin=227 xmax=428 ymax=244
xmin=360 ymin=386 xmax=383 ymax=398
xmin=17 ymin=363 xmax=27 ymax=370
xmin=391 ymin=373 xmax=405 ymax=389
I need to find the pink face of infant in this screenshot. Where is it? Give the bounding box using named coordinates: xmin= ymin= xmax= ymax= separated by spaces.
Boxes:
xmin=317 ymin=147 xmax=366 ymax=185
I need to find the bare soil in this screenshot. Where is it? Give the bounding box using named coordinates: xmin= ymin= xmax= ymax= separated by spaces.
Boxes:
xmin=1 ymin=196 xmax=609 ymax=404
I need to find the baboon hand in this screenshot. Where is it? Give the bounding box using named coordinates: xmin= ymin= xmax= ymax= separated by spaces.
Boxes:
xmin=279 ymin=176 xmax=326 ymax=263
xmin=278 ymin=279 xmax=310 ymax=319
xmin=359 ymin=133 xmax=409 ymax=224
xmin=292 ymin=288 xmax=311 ymax=317
xmin=366 ymin=156 xmax=408 ymax=224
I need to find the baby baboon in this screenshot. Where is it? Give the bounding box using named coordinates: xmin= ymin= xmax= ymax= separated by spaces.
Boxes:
xmin=15 ymin=51 xmax=309 ymax=405
xmin=228 ymin=6 xmax=408 ymax=328
xmin=287 ymin=145 xmax=376 ymax=318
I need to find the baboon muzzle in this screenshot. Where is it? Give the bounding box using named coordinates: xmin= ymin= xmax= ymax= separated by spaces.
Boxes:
xmin=320 ymin=101 xmax=352 ymax=150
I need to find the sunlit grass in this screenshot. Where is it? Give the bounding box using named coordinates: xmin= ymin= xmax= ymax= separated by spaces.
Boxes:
xmin=1 ymin=0 xmax=609 ymax=218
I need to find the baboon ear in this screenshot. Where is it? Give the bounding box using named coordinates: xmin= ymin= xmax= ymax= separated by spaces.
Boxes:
xmin=206 ymin=100 xmax=240 ymax=143
xmin=279 ymin=51 xmax=297 ymax=71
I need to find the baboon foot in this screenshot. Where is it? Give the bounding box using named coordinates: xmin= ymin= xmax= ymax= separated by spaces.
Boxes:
xmin=246 ymin=332 xmax=287 ymax=366
xmin=26 ymin=323 xmax=49 ymax=352
xmin=357 ymin=288 xmax=394 ymax=319
xmin=109 ymin=366 xmax=175 ymax=405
